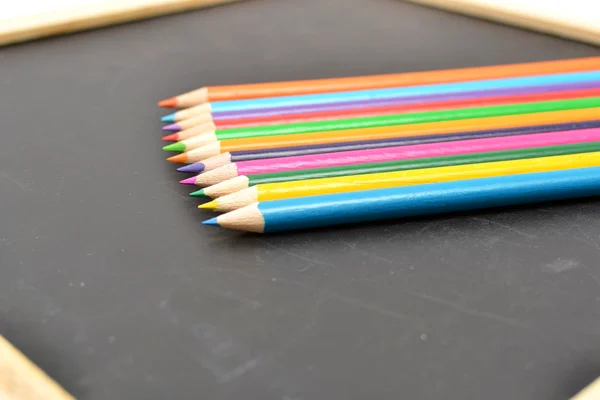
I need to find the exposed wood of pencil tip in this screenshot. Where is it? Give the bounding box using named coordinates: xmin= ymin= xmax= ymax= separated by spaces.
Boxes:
xmin=175 ymin=120 xmax=217 ymax=141
xmin=403 ymin=0 xmax=600 ymax=46
xmin=175 ymin=87 xmax=209 ymax=107
xmin=195 ymin=163 xmax=239 ymax=186
xmin=187 ymin=141 xmax=222 ymax=162
xmin=204 ymin=175 xmax=250 ymax=198
xmin=0 ymin=335 xmax=76 ymax=400
xmin=216 ymin=203 xmax=265 ymax=232
xmin=178 ymin=103 xmax=213 ymax=118
xmin=177 ymin=118 xmax=216 ymax=132
xmin=0 ymin=0 xmax=244 ymax=47
xmin=182 ymin=132 xmax=220 ymax=149
xmin=215 ymin=186 xmax=259 ymax=211
xmin=201 ymin=152 xmax=233 ymax=171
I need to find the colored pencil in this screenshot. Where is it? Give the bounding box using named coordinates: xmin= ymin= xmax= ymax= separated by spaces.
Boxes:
xmin=158 ymin=57 xmax=600 ymax=108
xmin=164 ymin=80 xmax=600 ymax=123
xmin=191 ymin=142 xmax=600 ymax=199
xmin=190 ymin=127 xmax=600 ymax=186
xmin=167 ymin=107 xmax=600 ymax=164
xmin=200 ymin=151 xmax=600 ymax=212
xmin=178 ymin=120 xmax=600 ymax=174
xmin=203 ymin=166 xmax=600 ymax=233
xmin=162 ymin=86 xmax=600 ymax=140
xmin=161 ymin=96 xmax=600 ymax=153
xmin=161 ymin=70 xmax=600 ymax=115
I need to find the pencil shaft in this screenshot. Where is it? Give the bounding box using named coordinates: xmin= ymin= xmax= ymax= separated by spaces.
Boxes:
xmin=259 ymin=151 xmax=600 ymax=201
xmin=248 ymin=142 xmax=600 ymax=185
xmin=212 ymin=151 xmax=600 ymax=211
xmin=230 ymin=120 xmax=600 ymax=162
xmin=200 ymin=57 xmax=600 ymax=102
xmin=201 ymin=141 xmax=600 ymax=198
xmin=169 ymin=81 xmax=600 ymax=123
xmin=212 ymin=97 xmax=600 ymax=142
xmin=168 ymin=108 xmax=600 ymax=167
xmin=210 ymin=86 xmax=600 ymax=129
xmin=170 ymin=85 xmax=600 ymax=134
xmin=233 ymin=127 xmax=600 ymax=176
xmin=214 ymin=107 xmax=600 ymax=154
xmin=251 ymin=167 xmax=600 ymax=232
xmin=208 ymin=70 xmax=600 ymax=113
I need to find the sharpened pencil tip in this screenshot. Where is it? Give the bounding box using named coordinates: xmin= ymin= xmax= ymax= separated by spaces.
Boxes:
xmin=190 ymin=189 xmax=208 ymax=198
xmin=162 ymin=123 xmax=181 ymax=132
xmin=177 ymin=162 xmax=205 ymax=173
xmin=167 ymin=153 xmax=187 ymax=163
xmin=162 ymin=133 xmax=178 ymax=141
xmin=198 ymin=200 xmax=218 ymax=210
xmin=180 ymin=177 xmax=197 ymax=185
xmin=163 ymin=142 xmax=185 ymax=152
xmin=202 ymin=217 xmax=219 ymax=226
xmin=158 ymin=98 xmax=177 ymax=108
xmin=161 ymin=113 xmax=176 ymax=123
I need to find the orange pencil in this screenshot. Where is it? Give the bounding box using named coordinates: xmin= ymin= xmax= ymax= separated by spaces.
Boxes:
xmin=158 ymin=57 xmax=600 ymax=108
xmin=167 ymin=107 xmax=600 ymax=164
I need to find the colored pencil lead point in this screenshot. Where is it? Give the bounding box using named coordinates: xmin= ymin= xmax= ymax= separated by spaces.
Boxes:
xmin=161 ymin=113 xmax=176 ymax=123
xmin=162 ymin=142 xmax=185 ymax=152
xmin=180 ymin=177 xmax=197 ymax=185
xmin=190 ymin=189 xmax=208 ymax=198
xmin=198 ymin=200 xmax=218 ymax=210
xmin=202 ymin=217 xmax=219 ymax=226
xmin=158 ymin=98 xmax=177 ymax=108
xmin=162 ymin=133 xmax=178 ymax=141
xmin=177 ymin=162 xmax=205 ymax=173
xmin=167 ymin=153 xmax=187 ymax=163
xmin=162 ymin=123 xmax=181 ymax=132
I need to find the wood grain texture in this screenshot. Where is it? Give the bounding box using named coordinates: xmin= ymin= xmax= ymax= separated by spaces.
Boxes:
xmin=403 ymin=0 xmax=600 ymax=46
xmin=0 ymin=0 xmax=243 ymax=46
xmin=0 ymin=335 xmax=75 ymax=400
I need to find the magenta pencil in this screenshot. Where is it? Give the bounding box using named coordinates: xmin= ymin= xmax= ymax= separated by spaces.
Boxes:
xmin=192 ymin=127 xmax=600 ymax=186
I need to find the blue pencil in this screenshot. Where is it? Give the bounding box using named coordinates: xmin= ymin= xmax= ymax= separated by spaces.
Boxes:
xmin=183 ymin=70 xmax=600 ymax=114
xmin=203 ymin=166 xmax=600 ymax=233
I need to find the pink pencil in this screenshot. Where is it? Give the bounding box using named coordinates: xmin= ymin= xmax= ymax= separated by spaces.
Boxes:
xmin=192 ymin=127 xmax=600 ymax=186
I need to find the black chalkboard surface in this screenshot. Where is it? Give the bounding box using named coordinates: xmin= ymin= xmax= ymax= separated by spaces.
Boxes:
xmin=1 ymin=0 xmax=600 ymax=398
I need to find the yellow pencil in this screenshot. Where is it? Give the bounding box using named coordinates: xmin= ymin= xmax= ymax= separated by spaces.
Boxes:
xmin=199 ymin=151 xmax=600 ymax=212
